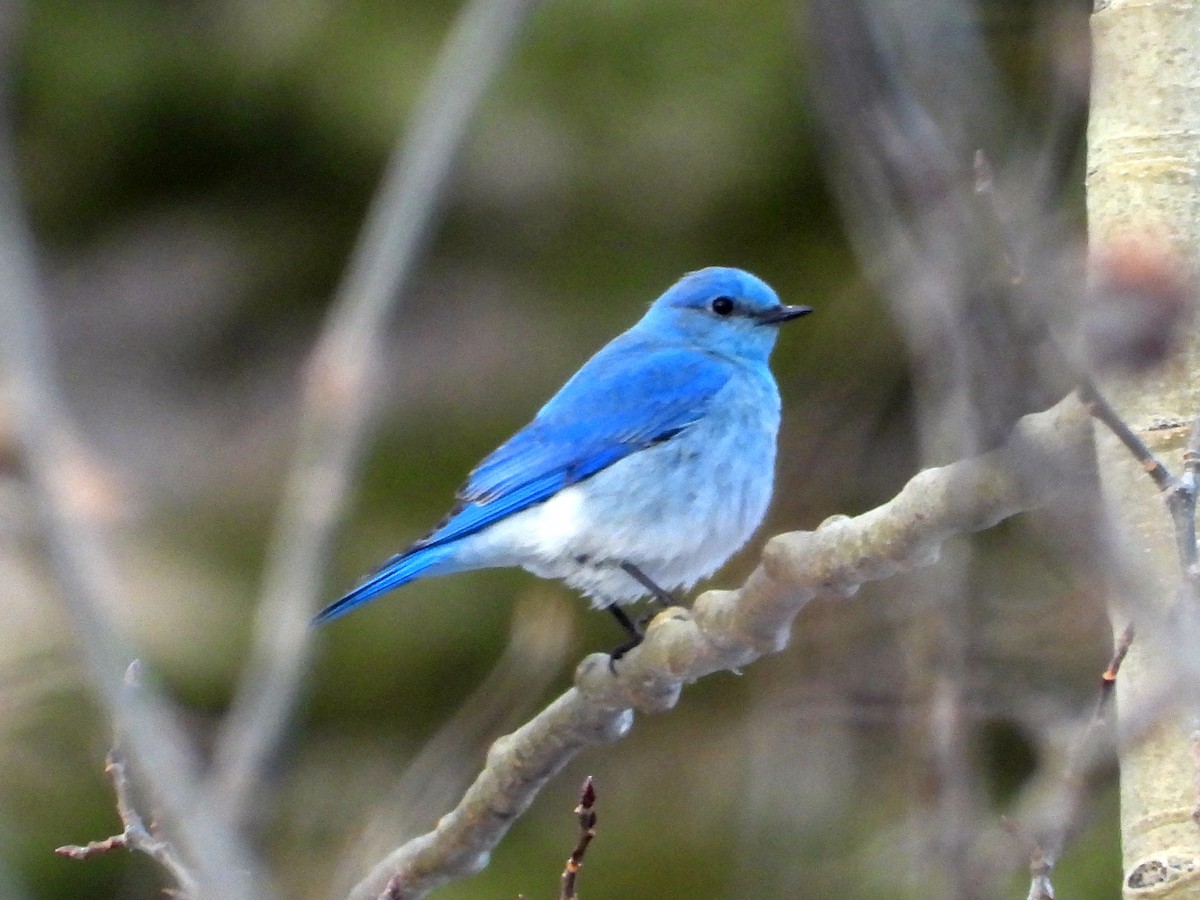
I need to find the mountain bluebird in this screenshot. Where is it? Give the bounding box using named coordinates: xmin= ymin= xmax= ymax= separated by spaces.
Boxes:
xmin=316 ymin=267 xmax=810 ymax=648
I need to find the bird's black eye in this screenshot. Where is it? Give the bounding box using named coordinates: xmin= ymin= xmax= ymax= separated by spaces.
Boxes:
xmin=711 ymin=296 xmax=735 ymax=316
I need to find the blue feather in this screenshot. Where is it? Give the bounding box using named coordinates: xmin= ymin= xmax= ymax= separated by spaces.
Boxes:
xmin=318 ymin=341 xmax=729 ymax=622
xmin=416 ymin=339 xmax=731 ymax=551
xmin=313 ymin=543 xmax=458 ymax=623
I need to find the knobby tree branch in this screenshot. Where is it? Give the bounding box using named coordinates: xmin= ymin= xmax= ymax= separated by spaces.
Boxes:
xmin=332 ymin=593 xmax=574 ymax=895
xmin=347 ymin=393 xmax=1095 ymax=900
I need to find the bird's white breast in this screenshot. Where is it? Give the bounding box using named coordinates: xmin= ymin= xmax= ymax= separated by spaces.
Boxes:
xmin=466 ymin=364 xmax=782 ymax=606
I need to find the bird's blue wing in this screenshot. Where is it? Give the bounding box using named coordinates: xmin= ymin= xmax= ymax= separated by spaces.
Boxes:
xmin=414 ymin=338 xmax=733 ymax=552
xmin=315 ymin=337 xmax=732 ymax=625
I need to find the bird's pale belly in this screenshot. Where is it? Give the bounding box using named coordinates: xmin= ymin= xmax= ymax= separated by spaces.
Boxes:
xmin=478 ymin=410 xmax=778 ymax=606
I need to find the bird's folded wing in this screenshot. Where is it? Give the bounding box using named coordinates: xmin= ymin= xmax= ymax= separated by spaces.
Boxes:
xmin=413 ymin=342 xmax=732 ymax=551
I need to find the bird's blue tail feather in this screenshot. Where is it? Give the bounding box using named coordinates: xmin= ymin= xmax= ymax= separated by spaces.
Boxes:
xmin=314 ymin=543 xmax=458 ymax=625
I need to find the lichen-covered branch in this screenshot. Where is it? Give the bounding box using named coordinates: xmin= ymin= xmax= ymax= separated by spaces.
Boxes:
xmin=347 ymin=393 xmax=1095 ymax=900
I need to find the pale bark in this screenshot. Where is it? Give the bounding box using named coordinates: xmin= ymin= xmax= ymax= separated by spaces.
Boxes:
xmin=1088 ymin=0 xmax=1200 ymax=895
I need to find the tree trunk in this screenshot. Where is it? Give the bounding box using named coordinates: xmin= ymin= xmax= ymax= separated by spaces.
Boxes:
xmin=1087 ymin=0 xmax=1200 ymax=896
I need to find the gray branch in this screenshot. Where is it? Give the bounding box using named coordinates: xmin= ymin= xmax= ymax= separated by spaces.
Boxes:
xmin=347 ymin=393 xmax=1095 ymax=900
xmin=0 ymin=96 xmax=275 ymax=900
xmin=206 ymin=0 xmax=546 ymax=830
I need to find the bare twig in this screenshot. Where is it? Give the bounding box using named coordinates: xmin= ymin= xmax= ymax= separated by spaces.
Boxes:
xmin=207 ymin=0 xmax=546 ymax=831
xmin=1096 ymin=624 xmax=1135 ymax=728
xmin=1158 ymin=454 xmax=1195 ymax=586
xmin=54 ymin=831 xmax=128 ymax=860
xmin=1026 ymin=847 xmax=1054 ymax=900
xmin=1082 ymin=379 xmax=1200 ymax=607
xmin=55 ymin=662 xmax=199 ymax=895
xmin=345 ymin=395 xmax=1094 ymax=900
xmin=57 ymin=749 xmax=200 ymax=897
xmin=1012 ymin=623 xmax=1134 ymax=899
xmin=1081 ymin=378 xmax=1200 ymax=601
xmin=1078 ymin=381 xmax=1173 ymax=492
xmin=1000 ymin=818 xmax=1054 ymax=900
xmin=559 ymin=777 xmax=597 ymax=900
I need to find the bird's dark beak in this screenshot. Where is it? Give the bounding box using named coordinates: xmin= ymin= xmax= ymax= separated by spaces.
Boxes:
xmin=756 ymin=304 xmax=813 ymax=326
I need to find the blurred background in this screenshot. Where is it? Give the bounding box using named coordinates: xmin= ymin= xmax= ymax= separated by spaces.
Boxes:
xmin=0 ymin=0 xmax=1119 ymax=897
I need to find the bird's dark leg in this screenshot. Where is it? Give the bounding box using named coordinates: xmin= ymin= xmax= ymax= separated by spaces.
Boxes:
xmin=619 ymin=561 xmax=679 ymax=608
xmin=607 ymin=604 xmax=644 ymax=663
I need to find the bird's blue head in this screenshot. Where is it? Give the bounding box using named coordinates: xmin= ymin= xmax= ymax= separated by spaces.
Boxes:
xmin=634 ymin=267 xmax=811 ymax=363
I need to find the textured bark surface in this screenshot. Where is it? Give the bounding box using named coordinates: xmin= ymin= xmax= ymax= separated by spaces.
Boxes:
xmin=1087 ymin=0 xmax=1200 ymax=895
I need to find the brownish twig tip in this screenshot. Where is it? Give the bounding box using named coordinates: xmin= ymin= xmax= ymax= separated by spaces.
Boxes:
xmin=55 ymin=834 xmax=129 ymax=859
xmin=559 ymin=777 xmax=598 ymax=900
xmin=577 ymin=776 xmax=596 ymax=818
xmin=1078 ymin=382 xmax=1174 ymax=492
xmin=1104 ymin=628 xmax=1132 ymax=676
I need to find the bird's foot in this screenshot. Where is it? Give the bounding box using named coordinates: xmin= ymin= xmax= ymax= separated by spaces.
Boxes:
xmin=607 ymin=604 xmax=645 ymax=671
xmin=608 ymin=634 xmax=643 ymax=670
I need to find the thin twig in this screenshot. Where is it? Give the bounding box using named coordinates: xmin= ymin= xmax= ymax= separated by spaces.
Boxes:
xmin=1079 ymin=380 xmax=1200 ymax=592
xmin=55 ymin=663 xmax=200 ymax=896
xmin=559 ymin=778 xmax=598 ymax=900
xmin=1010 ymin=623 xmax=1134 ymax=900
xmin=207 ymin=0 xmax=546 ymax=831
xmin=1161 ymin=415 xmax=1198 ymax=580
xmin=1064 ymin=620 xmax=1133 ymax=791
xmin=1077 ymin=381 xmax=1174 ymax=492
xmin=1000 ymin=818 xmax=1053 ymax=900
xmin=57 ymin=749 xmax=200 ymax=897
xmin=1174 ymin=414 xmax=1200 ymax=589
xmin=559 ymin=777 xmax=598 ymax=900
xmin=1082 ymin=379 xmax=1200 ymax=605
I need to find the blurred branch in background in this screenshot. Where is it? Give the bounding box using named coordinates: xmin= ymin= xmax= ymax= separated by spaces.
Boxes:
xmin=55 ymin=667 xmax=198 ymax=897
xmin=207 ymin=0 xmax=547 ymax=834
xmin=0 ymin=27 xmax=275 ymax=900
xmin=805 ymin=1 xmax=1103 ymax=897
xmin=1 ymin=0 xmax=546 ymax=893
